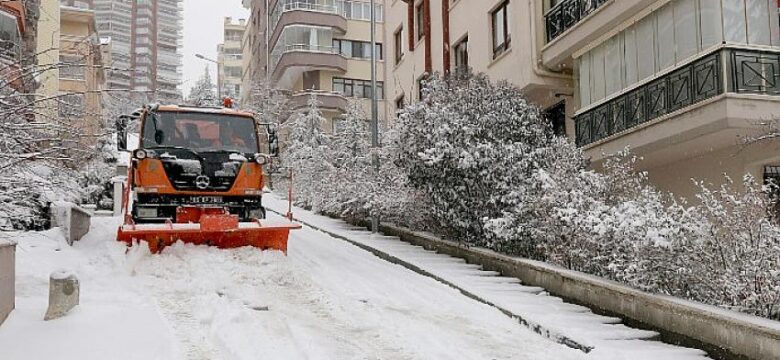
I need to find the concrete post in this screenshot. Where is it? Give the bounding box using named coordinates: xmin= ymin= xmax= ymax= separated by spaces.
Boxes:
xmin=0 ymin=240 xmax=15 ymax=327
xmin=112 ymin=176 xmax=125 ymax=217
xmin=44 ymin=270 xmax=79 ymax=321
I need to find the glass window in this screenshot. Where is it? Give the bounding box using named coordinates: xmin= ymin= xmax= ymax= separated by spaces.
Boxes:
xmin=723 ymin=0 xmax=747 ymax=43
xmin=605 ymin=35 xmax=623 ymax=96
xmin=636 ymin=14 xmax=656 ymax=80
xmin=624 ymin=25 xmax=638 ymax=86
xmin=656 ymin=5 xmax=675 ymax=71
xmin=674 ymin=0 xmax=697 ymax=61
xmin=591 ymin=44 xmax=606 ymax=102
xmin=394 ymin=28 xmax=403 ymax=63
xmin=491 ymin=1 xmax=510 ymax=58
xmin=746 ymin=0 xmax=771 ymax=45
xmin=416 ymin=2 xmax=424 ymax=40
xmin=454 ymin=36 xmax=468 ymax=71
xmin=770 ymin=0 xmax=780 ymax=46
xmin=699 ymin=0 xmax=723 ymax=49
xmin=578 ymin=54 xmax=591 ymax=107
xmin=332 ymin=77 xmax=383 ymax=99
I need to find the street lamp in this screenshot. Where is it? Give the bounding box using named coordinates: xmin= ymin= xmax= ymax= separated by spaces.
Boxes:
xmin=370 ymin=0 xmax=380 ymax=233
xmin=195 ymin=53 xmax=222 ymax=100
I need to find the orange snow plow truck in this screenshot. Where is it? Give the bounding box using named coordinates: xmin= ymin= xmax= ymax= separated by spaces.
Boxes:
xmin=115 ymin=104 xmax=300 ymax=254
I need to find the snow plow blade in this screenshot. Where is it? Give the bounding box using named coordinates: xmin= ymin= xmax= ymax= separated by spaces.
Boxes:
xmin=117 ymin=217 xmax=302 ymax=254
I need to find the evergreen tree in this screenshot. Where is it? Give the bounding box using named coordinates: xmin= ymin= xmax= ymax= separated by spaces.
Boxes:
xmin=186 ymin=66 xmax=217 ymax=106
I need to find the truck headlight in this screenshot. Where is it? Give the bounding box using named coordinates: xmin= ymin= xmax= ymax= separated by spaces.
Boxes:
xmin=254 ymin=154 xmax=269 ymax=165
xmin=134 ymin=149 xmax=147 ymax=160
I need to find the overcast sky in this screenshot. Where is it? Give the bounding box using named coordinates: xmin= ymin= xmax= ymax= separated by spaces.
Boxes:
xmin=182 ymin=0 xmax=249 ymax=97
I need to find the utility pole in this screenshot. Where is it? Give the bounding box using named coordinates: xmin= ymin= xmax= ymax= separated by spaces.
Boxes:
xmin=370 ymin=0 xmax=380 ymax=233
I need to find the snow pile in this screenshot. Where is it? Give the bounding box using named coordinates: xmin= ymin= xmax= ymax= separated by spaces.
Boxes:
xmin=278 ymin=71 xmax=780 ymax=321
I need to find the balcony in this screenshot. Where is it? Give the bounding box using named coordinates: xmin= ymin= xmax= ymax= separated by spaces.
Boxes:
xmin=545 ymin=0 xmax=608 ymax=42
xmin=269 ymin=1 xmax=347 ymax=51
xmin=541 ymin=0 xmax=654 ymax=69
xmin=271 ymin=45 xmax=347 ymax=87
xmin=575 ymin=46 xmax=780 ymax=162
xmin=290 ymin=90 xmax=348 ymax=113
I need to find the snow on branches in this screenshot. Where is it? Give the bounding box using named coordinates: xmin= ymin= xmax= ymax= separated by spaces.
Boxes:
xmin=186 ymin=66 xmax=218 ymax=106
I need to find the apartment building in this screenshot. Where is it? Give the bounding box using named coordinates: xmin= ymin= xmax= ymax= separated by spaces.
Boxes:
xmin=540 ymin=0 xmax=780 ymax=199
xmin=92 ymin=0 xmax=183 ymax=101
xmin=242 ymin=0 xmax=388 ymax=132
xmin=218 ymin=17 xmax=246 ymax=101
xmin=59 ymin=5 xmax=108 ymax=134
xmin=386 ymin=0 xmax=780 ymax=200
xmin=384 ymin=0 xmax=573 ymax=134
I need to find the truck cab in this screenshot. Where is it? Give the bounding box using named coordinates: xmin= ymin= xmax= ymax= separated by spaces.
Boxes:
xmin=118 ymin=104 xmax=279 ymax=224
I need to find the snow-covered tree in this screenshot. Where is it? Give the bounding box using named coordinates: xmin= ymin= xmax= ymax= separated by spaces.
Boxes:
xmin=281 ymin=95 xmax=331 ymax=209
xmin=186 ymin=66 xmax=217 ymax=106
xmin=316 ymin=100 xmax=372 ymax=219
xmin=244 ymin=77 xmax=291 ymax=126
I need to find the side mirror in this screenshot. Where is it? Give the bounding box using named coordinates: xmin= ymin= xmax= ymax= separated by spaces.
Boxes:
xmin=116 ymin=115 xmax=128 ymax=151
xmin=269 ymin=131 xmax=279 ymax=157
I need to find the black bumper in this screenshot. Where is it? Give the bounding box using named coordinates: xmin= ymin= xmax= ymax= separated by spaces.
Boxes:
xmin=132 ymin=194 xmax=265 ymax=223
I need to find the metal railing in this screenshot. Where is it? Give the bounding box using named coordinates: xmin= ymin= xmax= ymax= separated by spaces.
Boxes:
xmin=545 ymin=0 xmax=608 ymax=42
xmin=575 ymin=46 xmax=780 ymax=147
xmin=269 ymin=44 xmax=339 ymax=75
xmin=271 ymin=0 xmax=340 ymax=31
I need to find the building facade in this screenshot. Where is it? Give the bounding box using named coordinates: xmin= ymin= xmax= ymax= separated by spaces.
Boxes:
xmin=543 ymin=0 xmax=780 ymax=199
xmin=92 ymin=0 xmax=182 ymax=101
xmin=59 ymin=4 xmax=107 ymax=135
xmin=386 ymin=0 xmax=780 ymax=201
xmin=218 ymin=17 xmax=246 ymax=101
xmin=242 ymin=0 xmax=388 ymax=132
xmin=384 ymin=0 xmax=573 ymax=134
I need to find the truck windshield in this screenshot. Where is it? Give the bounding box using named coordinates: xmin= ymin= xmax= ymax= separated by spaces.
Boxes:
xmin=141 ymin=111 xmax=260 ymax=154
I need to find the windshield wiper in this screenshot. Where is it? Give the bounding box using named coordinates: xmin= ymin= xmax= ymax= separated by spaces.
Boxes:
xmin=202 ymin=149 xmax=247 ymax=154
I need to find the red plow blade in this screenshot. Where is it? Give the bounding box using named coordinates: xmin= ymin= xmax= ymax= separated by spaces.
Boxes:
xmin=117 ymin=217 xmax=302 ymax=254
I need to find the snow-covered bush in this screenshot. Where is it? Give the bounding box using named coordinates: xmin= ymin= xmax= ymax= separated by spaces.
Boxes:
xmin=396 ymin=71 xmax=554 ymax=256
xmin=683 ymin=176 xmax=780 ymax=319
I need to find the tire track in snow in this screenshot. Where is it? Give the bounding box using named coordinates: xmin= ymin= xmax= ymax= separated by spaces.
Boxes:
xmin=127 ymin=240 xmax=414 ymax=360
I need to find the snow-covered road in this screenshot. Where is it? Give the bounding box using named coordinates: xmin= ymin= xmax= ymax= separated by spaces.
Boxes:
xmin=0 ymin=213 xmax=589 ymax=360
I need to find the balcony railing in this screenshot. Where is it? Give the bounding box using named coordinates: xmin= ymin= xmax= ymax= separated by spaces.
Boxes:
xmin=269 ymin=44 xmax=340 ymax=75
xmin=545 ymin=0 xmax=608 ymax=42
xmin=575 ymin=47 xmax=780 ymax=147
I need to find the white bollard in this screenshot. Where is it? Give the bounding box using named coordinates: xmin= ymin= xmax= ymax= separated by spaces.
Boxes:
xmin=112 ymin=176 xmax=126 ymax=217
xmin=44 ymin=270 xmax=79 ymax=321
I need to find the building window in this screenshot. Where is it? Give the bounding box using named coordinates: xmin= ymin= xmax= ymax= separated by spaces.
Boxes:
xmin=59 ymin=55 xmax=87 ymax=80
xmin=417 ymin=76 xmax=427 ymax=101
xmin=333 ymin=39 xmax=382 ymax=60
xmin=491 ymin=1 xmax=510 ymax=58
xmin=333 ymin=77 xmax=384 ymax=99
xmin=543 ymin=101 xmax=566 ymax=137
xmin=454 ymin=36 xmax=468 ymax=71
xmin=764 ymin=165 xmax=780 ymax=219
xmin=394 ymin=27 xmax=403 ymax=63
xmin=416 ymin=2 xmax=424 ymax=41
